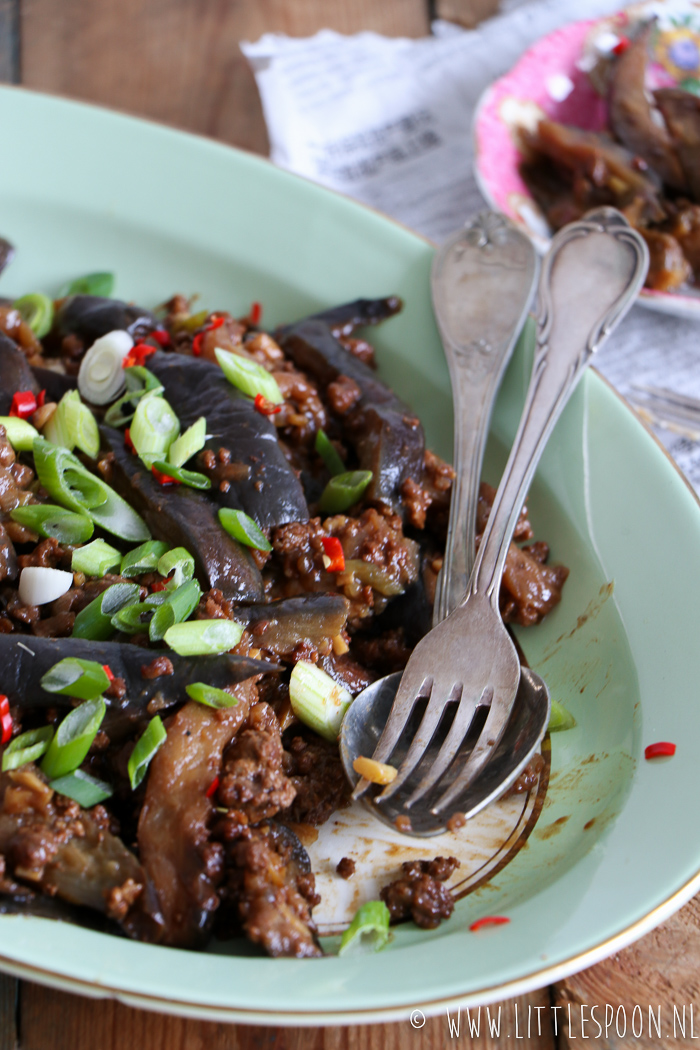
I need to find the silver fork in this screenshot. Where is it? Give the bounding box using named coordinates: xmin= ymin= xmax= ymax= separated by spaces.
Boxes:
xmin=357 ymin=208 xmax=648 ymax=815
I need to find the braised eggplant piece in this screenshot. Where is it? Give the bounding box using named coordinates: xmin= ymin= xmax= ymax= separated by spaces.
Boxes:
xmin=0 ymin=523 xmax=17 ymax=583
xmin=298 ymin=296 xmax=403 ymax=338
xmin=279 ymin=320 xmax=425 ymax=517
xmin=54 ymin=295 xmax=157 ymax=345
xmin=0 ymin=334 xmax=39 ymax=414
xmin=609 ymin=25 xmax=686 ymax=192
xmin=146 ymin=352 xmax=309 ymax=529
xmin=236 ymin=594 xmax=349 ymax=658
xmin=655 ymin=88 xmax=700 ymax=202
xmin=30 ymin=365 xmax=77 ymax=403
xmin=102 ymin=425 xmax=264 ymax=602
xmin=0 ymin=633 xmax=278 ymax=733
xmin=0 ymin=766 xmax=163 ymax=941
xmin=137 ymin=687 xmax=253 ymax=948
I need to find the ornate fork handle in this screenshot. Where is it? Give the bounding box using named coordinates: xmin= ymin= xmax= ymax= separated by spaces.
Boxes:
xmin=468 ymin=210 xmax=648 ymax=608
xmin=431 ymin=212 xmax=538 ymax=625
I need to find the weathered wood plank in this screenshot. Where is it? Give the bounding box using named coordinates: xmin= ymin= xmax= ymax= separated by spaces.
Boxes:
xmin=434 ymin=0 xmax=500 ymax=29
xmin=553 ymin=894 xmax=700 ymax=1049
xmin=20 ymin=0 xmax=431 ymax=155
xmin=0 ymin=0 xmax=20 ymax=83
xmin=0 ymin=974 xmax=17 ymax=1050
xmin=20 ymin=982 xmax=555 ymax=1050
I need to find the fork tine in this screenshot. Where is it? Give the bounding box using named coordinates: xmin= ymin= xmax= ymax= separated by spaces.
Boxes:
xmin=351 ymin=673 xmax=432 ymax=800
xmin=431 ymin=690 xmax=514 ymax=813
xmin=377 ymin=683 xmax=462 ymax=802
xmin=404 ymin=685 xmax=493 ymax=808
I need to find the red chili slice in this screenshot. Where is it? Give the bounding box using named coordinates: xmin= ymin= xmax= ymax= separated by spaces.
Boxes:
xmin=123 ymin=343 xmax=156 ymax=369
xmin=192 ymin=316 xmax=225 ymax=357
xmin=644 ymin=741 xmax=676 ymax=759
xmin=9 ymin=391 xmax=38 ymax=419
xmin=321 ymin=536 xmax=345 ymax=573
xmin=151 ymin=466 xmax=180 ymax=486
xmin=0 ymin=695 xmax=12 ymax=745
xmin=150 ymin=579 xmax=169 ymax=592
xmin=205 ymin=776 xmax=220 ymax=799
xmin=254 ymin=393 xmax=281 ymax=416
xmin=37 ymin=389 xmax=47 ymax=408
xmin=102 ymin=664 xmax=115 ymax=682
xmin=151 ymin=329 xmax=171 ymax=348
xmin=612 ymin=36 xmax=630 ymax=55
xmin=469 ymin=916 xmax=510 ymax=932
xmin=249 ymin=301 xmax=262 ymax=325
xmin=124 ymin=429 xmax=135 ymax=453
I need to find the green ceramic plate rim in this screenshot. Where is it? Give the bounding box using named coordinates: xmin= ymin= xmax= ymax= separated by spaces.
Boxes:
xmin=1 ymin=85 xmax=700 ymax=1025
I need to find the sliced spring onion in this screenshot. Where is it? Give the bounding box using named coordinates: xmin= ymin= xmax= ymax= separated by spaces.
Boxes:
xmin=49 ymin=769 xmax=113 ymax=807
xmin=42 ymin=400 xmax=72 ymax=449
xmin=41 ymin=657 xmax=111 ymax=700
xmin=71 ymin=581 xmax=141 ymax=640
xmin=60 ymin=390 xmax=100 ymax=458
xmin=130 ymin=394 xmax=180 ymax=463
xmin=13 ymin=292 xmax=54 ymax=338
xmin=33 ymin=438 xmax=151 ymax=542
xmin=104 ymin=366 xmax=164 ymax=427
xmin=548 ymin=700 xmax=576 ymax=733
xmin=157 ymin=546 xmax=195 ymax=588
xmin=148 ymin=579 xmax=201 ymax=642
xmin=168 ymin=417 xmax=206 ymax=467
xmin=338 ymin=901 xmax=391 ymax=956
xmin=120 ymin=540 xmax=169 ymax=578
xmin=150 ymin=460 xmax=211 ymax=489
xmin=40 ymin=697 xmax=106 ymax=780
xmin=128 ymin=715 xmax=167 ymax=790
xmin=111 ymin=601 xmax=154 ymax=634
xmin=314 ymin=428 xmax=345 ymax=476
xmin=289 ymin=661 xmax=352 ymax=742
xmin=214 ymin=347 xmax=283 ymax=404
xmin=218 ymin=508 xmax=271 ymax=551
xmin=77 ymin=329 xmax=133 ymax=406
xmin=1 ymin=725 xmax=54 ymax=772
xmin=11 ymin=504 xmax=94 ymax=545
xmin=0 ymin=416 xmax=39 ymax=451
xmin=18 ymin=566 xmax=73 ymax=606
xmin=63 ymin=271 xmax=115 ymax=298
xmin=318 ymin=470 xmax=373 ymax=514
xmin=164 ymin=618 xmax=244 ymax=656
xmin=71 ymin=538 xmax=122 ymax=576
xmin=185 ymin=682 xmax=239 ymax=709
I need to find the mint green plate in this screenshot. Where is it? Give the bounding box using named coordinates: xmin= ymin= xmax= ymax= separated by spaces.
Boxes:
xmin=1 ymin=86 xmax=700 ymax=1025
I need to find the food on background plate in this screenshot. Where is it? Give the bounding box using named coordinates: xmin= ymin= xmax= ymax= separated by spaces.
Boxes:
xmin=517 ymin=15 xmax=700 ymax=292
xmin=0 ymin=275 xmax=569 ymax=957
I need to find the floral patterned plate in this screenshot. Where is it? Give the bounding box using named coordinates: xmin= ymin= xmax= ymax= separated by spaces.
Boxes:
xmin=473 ymin=0 xmax=700 ymax=319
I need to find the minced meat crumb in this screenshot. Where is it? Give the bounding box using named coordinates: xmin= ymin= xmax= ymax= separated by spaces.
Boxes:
xmin=336 ymin=857 xmax=356 ymax=879
xmin=380 ymin=857 xmax=460 ymax=929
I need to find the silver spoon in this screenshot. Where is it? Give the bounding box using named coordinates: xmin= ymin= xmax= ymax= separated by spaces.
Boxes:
xmin=340 ymin=211 xmax=543 ymax=836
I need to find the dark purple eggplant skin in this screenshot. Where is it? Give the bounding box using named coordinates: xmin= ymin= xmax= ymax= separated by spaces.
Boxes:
xmin=102 ymin=425 xmax=264 ymax=602
xmin=236 ymin=593 xmax=349 ymax=657
xmin=296 ymin=296 xmax=403 ymax=338
xmin=55 ymin=295 xmax=157 ymax=344
xmin=146 ymin=352 xmax=308 ymax=529
xmin=279 ymin=319 xmax=425 ymax=518
xmin=30 ymin=365 xmax=77 ymax=403
xmin=0 ymin=333 xmax=39 ymax=414
xmin=0 ymin=633 xmax=278 ymax=734
xmin=655 ymin=88 xmax=700 ymax=202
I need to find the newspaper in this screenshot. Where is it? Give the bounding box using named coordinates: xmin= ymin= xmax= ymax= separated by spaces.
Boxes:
xmin=242 ymin=0 xmax=700 ymax=492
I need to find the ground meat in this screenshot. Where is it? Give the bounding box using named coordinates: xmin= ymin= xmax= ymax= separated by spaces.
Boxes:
xmin=336 ymin=857 xmax=356 ymax=879
xmin=380 ymin=857 xmax=460 ymax=929
xmin=214 ymin=817 xmax=321 ymax=958
xmin=282 ymin=732 xmax=350 ymax=827
xmin=506 ymin=752 xmax=545 ymax=795
xmin=140 ymin=656 xmax=174 ymax=680
xmin=477 ymin=481 xmax=532 ymax=542
xmin=350 ymin=628 xmax=412 ymax=676
xmin=338 ymin=336 xmax=375 ymax=367
xmin=217 ymin=703 xmax=296 ymax=824
xmin=401 ymin=476 xmax=432 ymax=530
xmin=500 ymin=546 xmax=569 ymax=627
xmin=326 ymin=375 xmax=361 ymax=416
xmin=272 ymin=366 xmax=328 ymax=444
xmin=0 ymin=426 xmax=34 ymax=516
xmin=17 ymin=538 xmax=70 ymax=570
xmin=0 ymin=523 xmax=17 ymax=584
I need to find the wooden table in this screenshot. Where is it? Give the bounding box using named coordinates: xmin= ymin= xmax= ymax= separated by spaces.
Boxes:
xmin=1 ymin=0 xmax=699 ymax=1046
